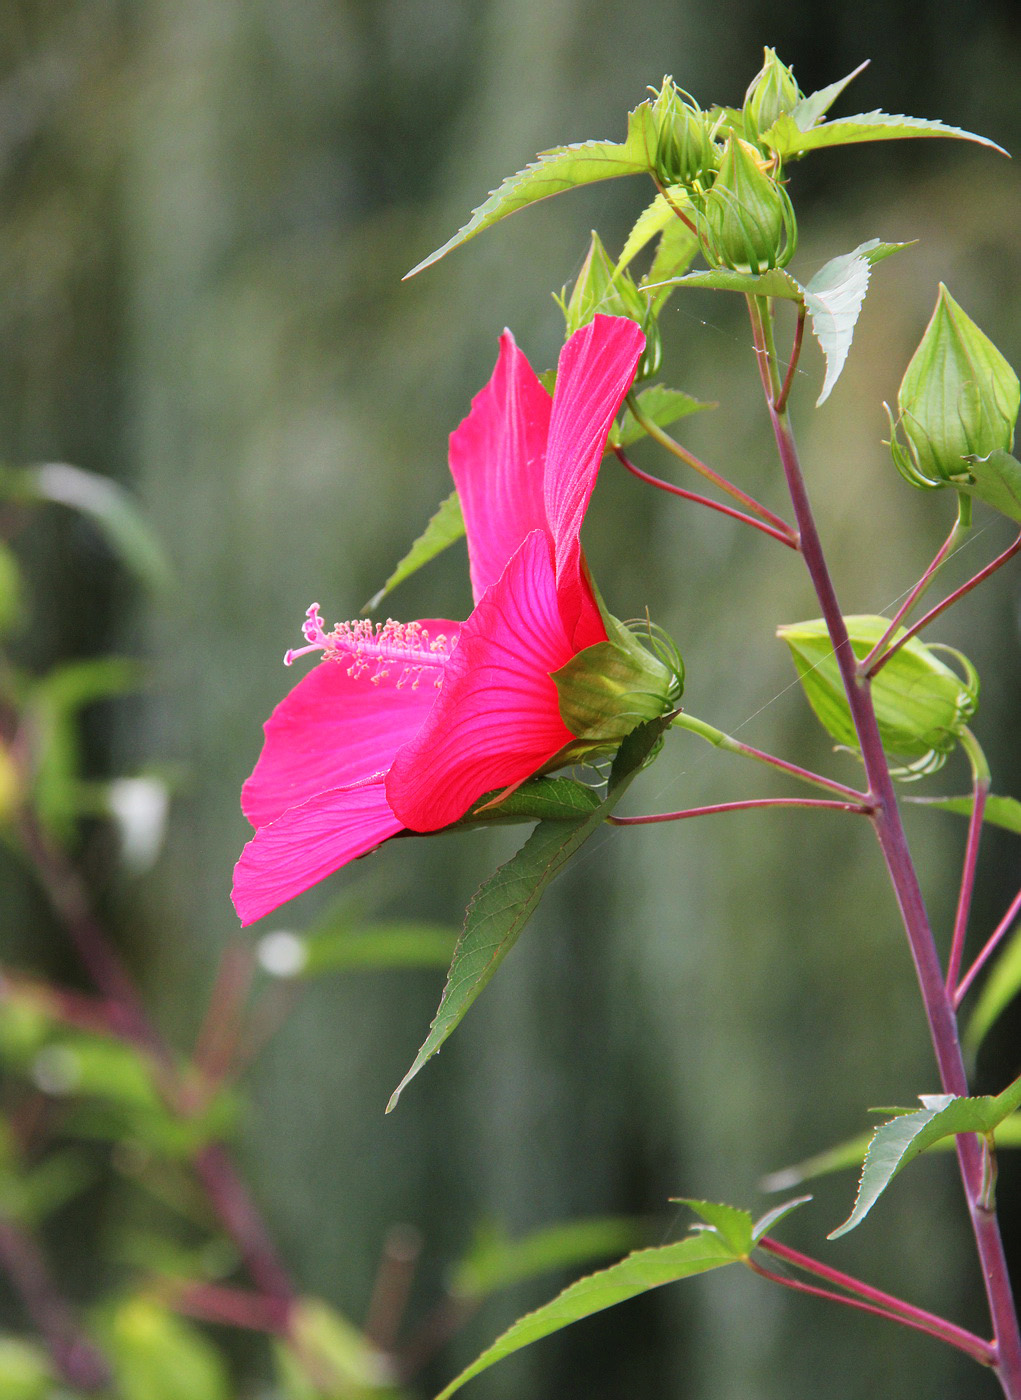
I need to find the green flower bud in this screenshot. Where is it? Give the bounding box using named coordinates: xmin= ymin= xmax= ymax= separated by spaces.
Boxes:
xmin=555 ymin=233 xmax=661 ymax=379
xmin=743 ymin=48 xmax=801 ymax=140
xmin=778 ymin=615 xmax=978 ymax=779
xmin=553 ymin=613 xmax=683 ymax=757
xmin=650 ymin=78 xmax=718 ymax=190
xmin=888 ymin=283 xmax=1020 ymax=490
xmin=700 ymin=137 xmax=797 ymax=275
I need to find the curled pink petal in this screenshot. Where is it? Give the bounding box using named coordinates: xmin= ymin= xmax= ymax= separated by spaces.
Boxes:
xmin=386 ymin=531 xmax=590 ymax=832
xmin=449 ymin=330 xmax=552 ymax=603
xmin=232 ymin=779 xmax=404 ymax=926
xmin=242 ymin=620 xmax=457 ymax=830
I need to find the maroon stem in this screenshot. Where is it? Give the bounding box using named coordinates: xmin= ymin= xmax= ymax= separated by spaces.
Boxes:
xmin=748 ymin=296 xmax=1021 ymax=1395
xmin=858 ymin=511 xmax=966 ymax=674
xmin=0 ymin=1217 xmax=111 ymax=1390
xmin=956 ymin=886 xmax=1021 ymax=1008
xmin=608 ymin=796 xmax=870 ymax=825
xmin=867 ymin=529 xmax=1021 ymax=678
xmin=171 ymin=1280 xmax=290 ymax=1333
xmin=614 ymin=448 xmax=799 ymax=549
xmin=946 ymin=773 xmax=989 ymax=996
xmin=17 ymin=816 xmax=296 ymax=1316
xmin=753 ymin=1238 xmax=994 ymax=1365
xmin=773 ymin=303 xmax=806 ymax=415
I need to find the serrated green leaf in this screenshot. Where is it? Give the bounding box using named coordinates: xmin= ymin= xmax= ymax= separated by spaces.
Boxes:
xmin=451 ymin=1216 xmax=648 ymax=1301
xmin=648 ymin=266 xmax=804 ymax=300
xmin=751 ymin=1196 xmax=812 ymax=1242
xmin=459 ymin=775 xmax=602 ymax=825
xmin=965 ymin=924 xmax=1021 ymax=1054
xmin=616 ymin=193 xmax=676 ymax=272
xmin=806 ymin=239 xmax=910 ymax=405
xmin=386 ymin=718 xmax=669 ymax=1111
xmin=830 ymin=1073 xmax=1021 ymax=1238
xmin=789 ymin=61 xmax=870 ymax=133
xmin=643 ymin=215 xmax=700 ymax=313
xmin=610 ymin=385 xmax=714 ymax=449
xmin=763 ymin=110 xmax=1007 ymax=160
xmin=363 ymin=490 xmax=464 ymax=613
xmin=672 ymin=1199 xmax=752 ymax=1256
xmin=406 ymin=103 xmax=657 ymax=278
xmin=958 ymin=450 xmax=1021 ymax=523
xmin=27 ymin=462 xmax=171 ymax=593
xmin=435 ymin=1233 xmax=738 ymax=1400
xmin=300 ymin=922 xmax=458 ymax=975
xmin=907 ymin=792 xmax=1021 ymax=834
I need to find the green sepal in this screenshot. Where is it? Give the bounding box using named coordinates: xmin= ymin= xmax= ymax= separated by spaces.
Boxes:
xmin=777 ymin=615 xmax=978 ymax=778
xmin=957 ymin=449 xmax=1021 ymax=522
xmin=743 ymin=48 xmax=801 ymax=143
xmin=649 ymin=78 xmax=719 ymax=188
xmin=553 ymin=638 xmax=674 ymax=746
xmin=893 ymin=284 xmax=1020 ymax=488
xmin=699 ymin=136 xmax=797 ymax=274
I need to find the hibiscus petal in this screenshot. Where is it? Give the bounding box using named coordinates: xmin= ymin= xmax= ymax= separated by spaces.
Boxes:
xmin=241 ymin=619 xmax=458 ymax=830
xmin=232 ymin=778 xmax=404 ymax=926
xmin=449 ymin=330 xmax=552 ymax=603
xmin=386 ymin=531 xmax=587 ymax=831
xmin=543 ymin=316 xmax=645 ymax=643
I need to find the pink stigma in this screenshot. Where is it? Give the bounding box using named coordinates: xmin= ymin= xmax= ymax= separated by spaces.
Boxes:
xmin=284 ymin=603 xmax=454 ymax=688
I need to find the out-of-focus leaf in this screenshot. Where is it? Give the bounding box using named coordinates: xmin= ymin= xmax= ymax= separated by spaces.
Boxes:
xmin=958 ymin=450 xmax=1021 ymax=523
xmin=908 ymin=792 xmax=1021 ymax=834
xmin=0 ymin=541 xmax=24 ymax=636
xmin=114 ymin=1231 xmax=237 ymax=1283
xmin=3 ymin=1150 xmax=96 ymax=1226
xmin=0 ymin=1336 xmax=54 ymax=1399
xmin=434 ymin=1233 xmax=739 ymax=1399
xmin=405 ymin=103 xmax=656 ymax=277
xmin=300 ymin=923 xmax=459 ymax=976
xmin=609 ymin=385 xmax=714 ymax=449
xmin=284 ymin=1298 xmax=397 ymax=1395
xmin=804 ymin=240 xmax=910 ymax=405
xmin=363 ymin=491 xmax=464 ymax=613
xmin=102 ymin=1297 xmax=229 ymax=1400
xmin=762 ymin=110 xmax=1007 ymax=160
xmin=25 ymin=462 xmax=171 ymax=593
xmin=965 ymin=924 xmax=1021 ymax=1054
xmin=829 ymin=1075 xmax=1021 ymax=1238
xmin=386 ymin=717 xmax=670 ymax=1112
xmin=788 ymin=60 xmax=870 ymax=133
xmin=648 ymin=266 xmax=803 ymax=299
xmin=451 ymin=1217 xmax=649 ymax=1301
xmin=751 ymin=1196 xmax=812 ymax=1241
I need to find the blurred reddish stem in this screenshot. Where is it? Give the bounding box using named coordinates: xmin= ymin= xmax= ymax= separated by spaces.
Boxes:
xmin=956 ymin=886 xmax=1021 ymax=1008
xmin=364 ymin=1224 xmax=423 ymax=1351
xmin=608 ymin=796 xmax=871 ymax=825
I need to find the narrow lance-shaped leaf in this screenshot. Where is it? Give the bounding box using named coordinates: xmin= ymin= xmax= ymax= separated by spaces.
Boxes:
xmin=386 ymin=717 xmax=670 ymax=1111
xmin=451 ymin=1217 xmax=650 ymax=1301
xmin=830 ymin=1073 xmax=1021 ymax=1238
xmin=907 ymin=792 xmax=1021 ymax=835
xmin=965 ymin=925 xmax=1021 ymax=1055
xmin=405 ymin=102 xmax=657 ymax=278
xmin=805 ymin=240 xmax=911 ymax=405
xmin=788 ymin=60 xmax=870 ymax=134
xmin=609 ymin=385 xmax=714 ymax=449
xmin=763 ymin=110 xmax=1007 ymax=161
xmin=616 ymin=192 xmax=679 ymax=272
xmin=458 ymin=775 xmax=602 ymax=825
xmin=958 ymin=450 xmax=1021 ymax=524
xmin=363 ymin=489 xmax=465 ymax=613
xmin=647 ymin=266 xmax=804 ymax=300
xmin=435 ymin=1232 xmax=739 ymax=1400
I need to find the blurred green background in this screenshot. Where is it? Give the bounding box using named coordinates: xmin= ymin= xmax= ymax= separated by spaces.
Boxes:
xmin=0 ymin=2 xmax=1020 ymax=1397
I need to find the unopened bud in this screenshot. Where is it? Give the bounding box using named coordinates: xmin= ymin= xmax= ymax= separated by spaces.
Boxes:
xmin=700 ymin=137 xmax=796 ymax=275
xmin=555 ymin=234 xmax=661 ymax=379
xmin=778 ymin=615 xmax=978 ymax=779
xmin=650 ymin=78 xmax=718 ymax=189
xmin=889 ymin=284 xmax=1020 ymax=490
xmin=743 ymin=48 xmax=801 ymax=140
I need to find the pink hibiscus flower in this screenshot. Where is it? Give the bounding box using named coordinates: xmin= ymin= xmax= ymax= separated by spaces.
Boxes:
xmin=232 ymin=314 xmax=650 ymax=926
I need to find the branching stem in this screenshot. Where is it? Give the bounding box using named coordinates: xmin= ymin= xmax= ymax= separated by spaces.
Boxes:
xmin=956 ymin=886 xmax=1021 ymax=1009
xmin=946 ymin=730 xmax=991 ymax=996
xmin=608 ymin=796 xmax=869 ymax=825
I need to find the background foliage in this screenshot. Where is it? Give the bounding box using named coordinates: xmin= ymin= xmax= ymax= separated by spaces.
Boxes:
xmin=0 ymin=2 xmax=1019 ymax=1397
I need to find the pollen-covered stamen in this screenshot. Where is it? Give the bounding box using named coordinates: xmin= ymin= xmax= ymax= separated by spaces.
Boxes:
xmin=284 ymin=605 xmax=455 ymax=687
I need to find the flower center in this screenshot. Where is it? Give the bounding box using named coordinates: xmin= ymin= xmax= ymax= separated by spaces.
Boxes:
xmin=284 ymin=603 xmax=453 ymax=688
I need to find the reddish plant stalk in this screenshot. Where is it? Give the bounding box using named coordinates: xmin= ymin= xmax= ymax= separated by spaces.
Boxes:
xmin=171 ymin=1280 xmax=290 ymax=1333
xmin=753 ymin=1238 xmax=994 ymax=1365
xmin=866 ymin=529 xmax=1021 ymax=678
xmin=773 ymin=303 xmax=806 ymax=414
xmin=614 ymin=447 xmax=800 ymax=547
xmin=946 ymin=771 xmax=989 ymax=995
xmin=956 ymin=886 xmax=1021 ymax=1008
xmin=608 ymin=796 xmax=870 ymax=825
xmin=748 ymin=295 xmax=1021 ymax=1396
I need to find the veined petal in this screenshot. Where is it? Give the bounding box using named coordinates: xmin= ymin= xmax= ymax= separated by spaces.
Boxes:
xmin=449 ymin=330 xmax=552 ymax=603
xmin=386 ymin=531 xmax=592 ymax=831
xmin=241 ymin=621 xmax=457 ymax=830
xmin=232 ymin=778 xmax=404 ymax=926
xmin=544 ymin=316 xmax=645 ymax=634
